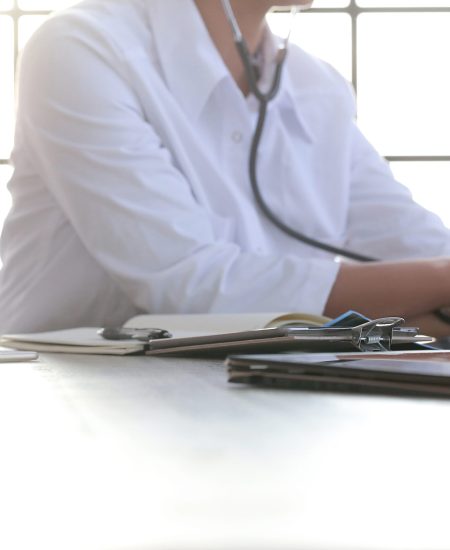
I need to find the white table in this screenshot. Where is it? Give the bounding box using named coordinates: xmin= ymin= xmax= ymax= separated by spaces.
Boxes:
xmin=1 ymin=353 xmax=450 ymax=550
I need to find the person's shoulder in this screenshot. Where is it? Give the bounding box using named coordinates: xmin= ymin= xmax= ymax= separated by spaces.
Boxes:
xmin=22 ymin=0 xmax=151 ymax=63
xmin=286 ymin=43 xmax=354 ymax=102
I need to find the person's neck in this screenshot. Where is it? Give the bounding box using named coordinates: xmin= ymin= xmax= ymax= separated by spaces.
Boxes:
xmin=194 ymin=0 xmax=270 ymax=95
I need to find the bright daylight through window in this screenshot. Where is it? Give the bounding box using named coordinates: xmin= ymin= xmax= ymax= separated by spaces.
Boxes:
xmin=1 ymin=0 xmax=450 ymax=252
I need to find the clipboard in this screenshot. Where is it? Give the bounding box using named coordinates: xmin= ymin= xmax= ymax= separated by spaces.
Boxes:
xmin=145 ymin=317 xmax=432 ymax=357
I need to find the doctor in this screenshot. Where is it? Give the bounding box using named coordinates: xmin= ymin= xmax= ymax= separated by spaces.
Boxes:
xmin=1 ymin=0 xmax=450 ymax=335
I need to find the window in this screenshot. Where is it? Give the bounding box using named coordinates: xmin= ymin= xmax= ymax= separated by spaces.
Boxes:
xmin=1 ymin=0 xmax=450 ymax=236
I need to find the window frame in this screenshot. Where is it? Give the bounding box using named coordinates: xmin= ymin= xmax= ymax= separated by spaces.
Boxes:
xmin=1 ymin=0 xmax=450 ymax=166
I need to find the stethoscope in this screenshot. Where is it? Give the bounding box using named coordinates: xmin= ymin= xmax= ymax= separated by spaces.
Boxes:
xmin=220 ymin=0 xmax=375 ymax=263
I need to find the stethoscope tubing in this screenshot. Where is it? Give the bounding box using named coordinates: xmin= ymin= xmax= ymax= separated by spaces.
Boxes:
xmin=220 ymin=0 xmax=377 ymax=263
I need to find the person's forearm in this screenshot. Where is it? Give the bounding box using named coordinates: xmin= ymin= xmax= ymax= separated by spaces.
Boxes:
xmin=324 ymin=258 xmax=450 ymax=321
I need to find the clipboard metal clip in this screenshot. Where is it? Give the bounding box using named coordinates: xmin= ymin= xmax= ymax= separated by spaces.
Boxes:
xmin=352 ymin=317 xmax=405 ymax=352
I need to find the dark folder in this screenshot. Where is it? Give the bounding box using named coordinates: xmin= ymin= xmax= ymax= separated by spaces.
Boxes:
xmin=226 ymin=350 xmax=450 ymax=397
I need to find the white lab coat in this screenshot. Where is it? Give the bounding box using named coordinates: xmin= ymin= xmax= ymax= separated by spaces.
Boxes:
xmin=1 ymin=0 xmax=449 ymax=332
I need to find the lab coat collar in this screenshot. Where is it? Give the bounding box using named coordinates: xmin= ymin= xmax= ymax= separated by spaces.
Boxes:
xmin=147 ymin=0 xmax=229 ymax=121
xmin=147 ymin=0 xmax=314 ymax=142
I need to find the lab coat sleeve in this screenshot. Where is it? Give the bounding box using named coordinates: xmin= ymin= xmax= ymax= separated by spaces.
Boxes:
xmin=346 ymin=122 xmax=450 ymax=260
xmin=16 ymin=15 xmax=339 ymax=316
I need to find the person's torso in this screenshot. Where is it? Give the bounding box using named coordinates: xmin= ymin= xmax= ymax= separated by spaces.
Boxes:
xmin=0 ymin=0 xmax=355 ymax=332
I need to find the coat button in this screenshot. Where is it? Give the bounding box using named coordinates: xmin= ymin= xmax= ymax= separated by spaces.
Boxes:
xmin=231 ymin=130 xmax=243 ymax=143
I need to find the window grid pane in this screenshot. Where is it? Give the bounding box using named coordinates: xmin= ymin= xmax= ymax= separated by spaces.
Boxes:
xmin=357 ymin=12 xmax=450 ymax=157
xmin=0 ymin=1 xmax=14 ymax=10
